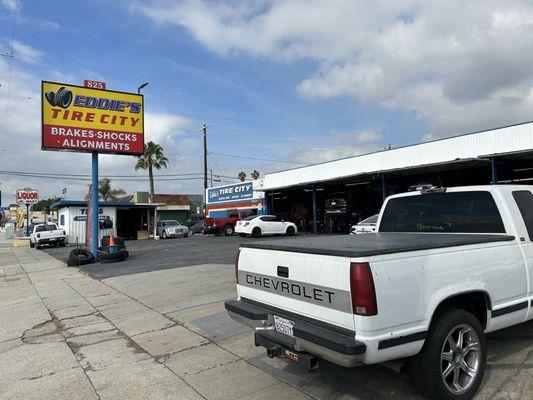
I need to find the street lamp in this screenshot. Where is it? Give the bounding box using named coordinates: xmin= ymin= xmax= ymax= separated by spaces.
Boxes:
xmin=137 ymin=82 xmax=149 ymax=94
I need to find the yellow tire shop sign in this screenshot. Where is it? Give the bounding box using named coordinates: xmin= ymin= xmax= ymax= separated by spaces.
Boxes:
xmin=41 ymin=81 xmax=144 ymax=155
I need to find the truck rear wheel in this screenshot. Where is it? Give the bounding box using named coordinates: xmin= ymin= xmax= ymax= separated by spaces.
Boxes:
xmin=224 ymin=224 xmax=235 ymax=236
xmin=408 ymin=308 xmax=486 ymax=400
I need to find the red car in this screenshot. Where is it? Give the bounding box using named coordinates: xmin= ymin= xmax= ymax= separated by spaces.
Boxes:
xmin=204 ymin=210 xmax=255 ymax=236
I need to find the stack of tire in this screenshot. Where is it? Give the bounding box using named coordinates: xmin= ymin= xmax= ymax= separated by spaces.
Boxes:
xmin=67 ymin=248 xmax=93 ymax=267
xmin=100 ymin=235 xmax=128 ymax=264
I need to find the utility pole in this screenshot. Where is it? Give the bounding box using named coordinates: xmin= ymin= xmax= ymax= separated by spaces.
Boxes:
xmin=209 ymin=169 xmax=213 ymax=187
xmin=202 ymin=124 xmax=208 ymax=192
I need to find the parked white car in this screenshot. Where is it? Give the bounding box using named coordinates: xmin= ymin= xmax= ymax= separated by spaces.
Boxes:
xmin=156 ymin=220 xmax=189 ymax=239
xmin=30 ymin=223 xmax=66 ymax=249
xmin=350 ymin=214 xmax=378 ymax=234
xmin=227 ymin=185 xmax=533 ymax=400
xmin=236 ymin=215 xmax=297 ymax=238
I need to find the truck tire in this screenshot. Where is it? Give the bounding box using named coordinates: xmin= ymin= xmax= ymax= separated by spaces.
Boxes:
xmin=252 ymin=227 xmax=262 ymax=238
xmin=30 ymin=241 xmax=35 ymax=248
xmin=408 ymin=307 xmax=486 ymax=400
xmin=67 ymin=249 xmax=93 ymax=267
xmin=224 ymin=224 xmax=235 ymax=236
xmin=100 ymin=249 xmax=128 ymax=263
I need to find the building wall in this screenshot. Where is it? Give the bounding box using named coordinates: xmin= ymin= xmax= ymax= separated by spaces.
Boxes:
xmin=157 ymin=210 xmax=189 ymax=225
xmin=60 ymin=206 xmax=116 ymax=244
xmin=188 ymin=194 xmax=204 ymax=221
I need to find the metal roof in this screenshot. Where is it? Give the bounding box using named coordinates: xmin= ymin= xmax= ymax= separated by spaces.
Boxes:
xmin=263 ymin=120 xmax=533 ymax=190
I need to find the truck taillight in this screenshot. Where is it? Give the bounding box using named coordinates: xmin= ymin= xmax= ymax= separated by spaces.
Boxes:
xmin=234 ymin=249 xmax=241 ymax=284
xmin=350 ymin=262 xmax=378 ymax=316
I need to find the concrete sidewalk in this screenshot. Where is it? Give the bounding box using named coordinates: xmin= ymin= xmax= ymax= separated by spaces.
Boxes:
xmin=0 ymin=247 xmax=310 ymax=400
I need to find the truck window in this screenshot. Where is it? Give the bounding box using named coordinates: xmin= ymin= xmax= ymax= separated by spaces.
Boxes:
xmin=512 ymin=190 xmax=533 ymax=240
xmin=35 ymin=224 xmax=58 ymax=232
xmin=380 ymin=191 xmax=505 ymax=233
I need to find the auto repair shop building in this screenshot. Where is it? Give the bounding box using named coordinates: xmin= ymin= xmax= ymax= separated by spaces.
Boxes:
xmin=206 ymin=181 xmax=266 ymax=218
xmin=261 ymin=121 xmax=533 ymax=234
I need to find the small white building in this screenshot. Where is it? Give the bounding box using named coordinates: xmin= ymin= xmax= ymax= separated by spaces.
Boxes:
xmin=52 ymin=200 xmax=158 ymax=244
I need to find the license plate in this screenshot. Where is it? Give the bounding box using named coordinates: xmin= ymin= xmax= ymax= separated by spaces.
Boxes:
xmin=273 ymin=315 xmax=294 ymax=336
xmin=284 ymin=349 xmax=299 ymax=362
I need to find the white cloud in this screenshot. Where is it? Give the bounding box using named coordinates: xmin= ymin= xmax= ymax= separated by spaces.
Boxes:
xmin=0 ymin=0 xmax=18 ymax=12
xmin=12 ymin=40 xmax=44 ymax=64
xmin=144 ymin=112 xmax=193 ymax=144
xmin=135 ymin=0 xmax=533 ymax=138
xmin=80 ymin=69 xmax=105 ymax=83
xmin=290 ymin=131 xmax=383 ymax=164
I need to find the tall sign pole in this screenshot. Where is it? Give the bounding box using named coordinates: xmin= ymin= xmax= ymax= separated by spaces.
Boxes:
xmin=202 ymin=124 xmax=208 ymax=192
xmin=91 ymin=152 xmax=99 ymax=260
xmin=26 ymin=204 xmax=30 ymax=236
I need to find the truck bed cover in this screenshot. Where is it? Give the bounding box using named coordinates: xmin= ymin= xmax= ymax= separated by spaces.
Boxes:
xmin=239 ymin=233 xmax=515 ymax=258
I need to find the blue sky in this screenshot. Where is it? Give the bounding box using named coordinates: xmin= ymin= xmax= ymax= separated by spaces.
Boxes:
xmin=1 ymin=0 xmax=533 ymax=204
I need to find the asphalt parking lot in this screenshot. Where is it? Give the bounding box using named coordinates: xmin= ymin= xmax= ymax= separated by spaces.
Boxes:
xmin=44 ymin=234 xmax=284 ymax=279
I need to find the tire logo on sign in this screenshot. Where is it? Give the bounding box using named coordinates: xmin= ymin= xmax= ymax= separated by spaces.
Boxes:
xmin=44 ymin=86 xmax=73 ymax=109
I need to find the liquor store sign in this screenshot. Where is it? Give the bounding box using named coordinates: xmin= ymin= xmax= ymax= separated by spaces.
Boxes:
xmin=41 ymin=81 xmax=144 ymax=156
xmin=16 ymin=189 xmax=39 ymax=205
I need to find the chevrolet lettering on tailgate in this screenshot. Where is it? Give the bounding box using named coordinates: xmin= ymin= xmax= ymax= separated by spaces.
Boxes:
xmin=238 ymin=270 xmax=352 ymax=313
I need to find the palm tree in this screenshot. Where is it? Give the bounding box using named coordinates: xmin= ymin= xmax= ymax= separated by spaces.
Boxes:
xmin=238 ymin=171 xmax=247 ymax=182
xmin=135 ymin=141 xmax=169 ymax=199
xmin=85 ymin=178 xmax=126 ymax=201
xmin=99 ymin=178 xmax=126 ymax=201
xmin=251 ymin=170 xmax=260 ymax=180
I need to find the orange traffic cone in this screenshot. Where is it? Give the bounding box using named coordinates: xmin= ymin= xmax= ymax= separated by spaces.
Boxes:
xmin=109 ymin=235 xmax=116 ymax=247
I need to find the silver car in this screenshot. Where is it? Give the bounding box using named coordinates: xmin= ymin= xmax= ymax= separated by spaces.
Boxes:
xmin=157 ymin=220 xmax=189 ymax=239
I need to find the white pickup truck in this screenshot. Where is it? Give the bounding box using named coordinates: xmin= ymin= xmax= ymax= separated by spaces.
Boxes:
xmin=226 ymin=185 xmax=533 ymax=400
xmin=30 ymin=223 xmax=66 ymax=249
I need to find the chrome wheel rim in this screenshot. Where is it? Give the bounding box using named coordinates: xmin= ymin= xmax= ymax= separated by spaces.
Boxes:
xmin=440 ymin=324 xmax=481 ymax=395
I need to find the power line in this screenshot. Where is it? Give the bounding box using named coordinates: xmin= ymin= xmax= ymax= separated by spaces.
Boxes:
xmin=207 ymin=153 xmax=240 ymax=183
xmin=0 ymin=169 xmax=242 ymax=180
xmin=0 ymin=170 xmax=205 ymax=182
xmin=209 ymin=151 xmax=309 ymax=165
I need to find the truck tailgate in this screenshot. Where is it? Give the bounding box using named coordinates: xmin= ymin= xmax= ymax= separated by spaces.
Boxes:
xmin=237 ymin=247 xmax=354 ymax=331
xmin=39 ymin=230 xmax=63 ymax=239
